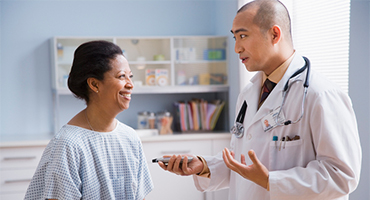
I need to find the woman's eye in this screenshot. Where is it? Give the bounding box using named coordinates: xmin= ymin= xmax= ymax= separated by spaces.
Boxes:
xmin=119 ymin=74 xmax=133 ymax=79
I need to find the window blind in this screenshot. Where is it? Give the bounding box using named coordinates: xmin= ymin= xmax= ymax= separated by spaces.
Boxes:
xmin=290 ymin=0 xmax=351 ymax=93
xmin=238 ymin=0 xmax=351 ymax=94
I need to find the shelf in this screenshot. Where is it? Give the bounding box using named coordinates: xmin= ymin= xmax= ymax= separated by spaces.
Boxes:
xmin=174 ymin=60 xmax=227 ymax=64
xmin=54 ymin=85 xmax=229 ymax=95
xmin=129 ymin=60 xmax=171 ymax=65
xmin=132 ymin=85 xmax=229 ymax=94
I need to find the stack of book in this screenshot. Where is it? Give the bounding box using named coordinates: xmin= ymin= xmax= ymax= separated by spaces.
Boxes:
xmin=174 ymin=99 xmax=225 ymax=132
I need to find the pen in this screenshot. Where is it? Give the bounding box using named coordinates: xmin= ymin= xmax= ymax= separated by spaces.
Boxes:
xmin=283 ymin=138 xmax=287 ymax=149
xmin=279 ymin=137 xmax=285 ymax=151
xmin=273 ymin=136 xmax=278 ymax=149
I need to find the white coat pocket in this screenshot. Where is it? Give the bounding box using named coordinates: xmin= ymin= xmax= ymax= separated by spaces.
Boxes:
xmin=269 ymin=139 xmax=303 ymax=171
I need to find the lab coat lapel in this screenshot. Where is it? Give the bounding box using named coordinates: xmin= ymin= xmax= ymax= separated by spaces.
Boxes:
xmin=242 ymin=72 xmax=262 ymax=129
xmin=245 ymin=54 xmax=306 ymax=131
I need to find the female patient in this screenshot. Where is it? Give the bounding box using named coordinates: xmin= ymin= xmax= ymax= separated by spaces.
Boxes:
xmin=24 ymin=40 xmax=153 ymax=200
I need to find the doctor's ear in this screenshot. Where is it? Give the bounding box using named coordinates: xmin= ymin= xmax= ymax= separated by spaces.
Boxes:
xmin=270 ymin=25 xmax=282 ymax=44
xmin=87 ymin=77 xmax=99 ymax=94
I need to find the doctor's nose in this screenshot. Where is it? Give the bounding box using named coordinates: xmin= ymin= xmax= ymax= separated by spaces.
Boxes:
xmin=234 ymin=41 xmax=244 ymax=54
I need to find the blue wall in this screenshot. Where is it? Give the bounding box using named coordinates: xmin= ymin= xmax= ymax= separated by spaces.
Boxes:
xmin=0 ymin=0 xmax=238 ymax=136
xmin=0 ymin=0 xmax=368 ymax=198
xmin=348 ymin=0 xmax=370 ymax=199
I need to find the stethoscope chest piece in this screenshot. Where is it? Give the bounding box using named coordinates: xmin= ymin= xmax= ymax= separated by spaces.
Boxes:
xmin=230 ymin=100 xmax=247 ymax=138
xmin=230 ymin=122 xmax=244 ymax=138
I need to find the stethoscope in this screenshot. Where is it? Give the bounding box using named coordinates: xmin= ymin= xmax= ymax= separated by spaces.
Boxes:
xmin=230 ymin=56 xmax=310 ymax=138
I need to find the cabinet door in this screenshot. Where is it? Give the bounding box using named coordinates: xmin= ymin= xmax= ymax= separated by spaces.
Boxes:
xmin=142 ymin=140 xmax=212 ymax=200
xmin=116 ymin=38 xmax=172 ymax=87
xmin=173 ymin=37 xmax=228 ymax=86
xmin=0 ymin=146 xmax=45 ymax=170
xmin=51 ymin=37 xmax=114 ymax=91
xmin=206 ymin=138 xmax=231 ymax=200
xmin=0 ymin=168 xmax=35 ymax=194
xmin=0 ymin=193 xmax=26 ymax=200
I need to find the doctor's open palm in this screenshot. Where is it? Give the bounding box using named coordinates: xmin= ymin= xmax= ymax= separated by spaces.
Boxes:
xmin=223 ymin=148 xmax=270 ymax=190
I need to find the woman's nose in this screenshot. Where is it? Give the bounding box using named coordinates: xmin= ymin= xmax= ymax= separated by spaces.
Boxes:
xmin=126 ymin=78 xmax=134 ymax=89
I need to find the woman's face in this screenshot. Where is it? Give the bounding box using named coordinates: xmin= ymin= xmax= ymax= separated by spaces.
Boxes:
xmin=98 ymin=55 xmax=133 ymax=112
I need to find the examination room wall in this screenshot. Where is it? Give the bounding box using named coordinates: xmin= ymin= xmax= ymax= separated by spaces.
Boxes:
xmin=0 ymin=0 xmax=238 ymax=137
xmin=348 ymin=0 xmax=370 ymax=199
xmin=0 ymin=0 xmax=369 ymax=199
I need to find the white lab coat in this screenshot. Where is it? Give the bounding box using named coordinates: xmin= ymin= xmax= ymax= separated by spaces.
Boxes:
xmin=193 ymin=54 xmax=362 ymax=200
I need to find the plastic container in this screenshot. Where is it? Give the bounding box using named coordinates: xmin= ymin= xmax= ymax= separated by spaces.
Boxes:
xmin=157 ymin=111 xmax=173 ymax=135
xmin=148 ymin=112 xmax=156 ymax=129
xmin=137 ymin=111 xmax=149 ymax=129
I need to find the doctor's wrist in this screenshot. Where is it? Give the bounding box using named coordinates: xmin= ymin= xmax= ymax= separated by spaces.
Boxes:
xmin=196 ymin=156 xmax=211 ymax=178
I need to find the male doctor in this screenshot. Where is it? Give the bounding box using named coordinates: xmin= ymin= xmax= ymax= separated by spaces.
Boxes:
xmin=157 ymin=0 xmax=362 ymax=199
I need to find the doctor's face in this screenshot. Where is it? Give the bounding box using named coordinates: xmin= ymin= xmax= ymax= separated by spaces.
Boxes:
xmin=231 ymin=9 xmax=275 ymax=74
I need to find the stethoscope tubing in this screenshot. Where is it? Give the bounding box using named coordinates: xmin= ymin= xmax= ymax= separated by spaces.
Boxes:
xmin=231 ymin=56 xmax=311 ymax=137
xmin=276 ymin=56 xmax=310 ymax=126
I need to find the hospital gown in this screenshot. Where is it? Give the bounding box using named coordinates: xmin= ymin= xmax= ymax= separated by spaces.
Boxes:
xmin=24 ymin=122 xmax=153 ymax=200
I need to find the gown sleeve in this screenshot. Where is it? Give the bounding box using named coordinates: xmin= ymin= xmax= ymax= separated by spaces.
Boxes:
xmin=135 ymin=139 xmax=154 ymax=199
xmin=44 ymin=136 xmax=82 ymax=200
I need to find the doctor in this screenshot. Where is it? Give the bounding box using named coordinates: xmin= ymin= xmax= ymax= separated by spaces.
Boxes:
xmin=158 ymin=0 xmax=362 ymax=199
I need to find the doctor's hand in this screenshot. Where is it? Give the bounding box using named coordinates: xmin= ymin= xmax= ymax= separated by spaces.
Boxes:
xmin=158 ymin=155 xmax=204 ymax=176
xmin=222 ymin=148 xmax=269 ymax=190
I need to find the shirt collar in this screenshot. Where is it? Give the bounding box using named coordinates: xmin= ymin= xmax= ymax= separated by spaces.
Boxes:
xmin=262 ymin=51 xmax=296 ymax=84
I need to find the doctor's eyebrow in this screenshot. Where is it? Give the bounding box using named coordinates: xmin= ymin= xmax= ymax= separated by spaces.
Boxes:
xmin=231 ymin=28 xmax=248 ymax=34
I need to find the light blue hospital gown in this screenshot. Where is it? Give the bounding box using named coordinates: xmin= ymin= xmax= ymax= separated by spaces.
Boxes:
xmin=24 ymin=122 xmax=153 ymax=200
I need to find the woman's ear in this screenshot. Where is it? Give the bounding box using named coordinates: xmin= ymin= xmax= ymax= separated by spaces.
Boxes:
xmin=270 ymin=25 xmax=282 ymax=44
xmin=87 ymin=77 xmax=99 ymax=93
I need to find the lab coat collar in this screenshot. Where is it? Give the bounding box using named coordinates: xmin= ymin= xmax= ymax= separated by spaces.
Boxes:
xmin=245 ymin=53 xmax=306 ymax=130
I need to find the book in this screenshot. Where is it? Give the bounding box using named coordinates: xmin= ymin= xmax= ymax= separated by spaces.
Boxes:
xmin=174 ymin=99 xmax=225 ymax=132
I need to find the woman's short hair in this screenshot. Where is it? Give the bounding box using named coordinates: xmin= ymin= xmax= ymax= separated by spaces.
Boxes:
xmin=67 ymin=40 xmax=123 ymax=103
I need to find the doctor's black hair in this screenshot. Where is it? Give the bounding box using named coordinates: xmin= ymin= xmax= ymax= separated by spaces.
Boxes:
xmin=67 ymin=40 xmax=123 ymax=103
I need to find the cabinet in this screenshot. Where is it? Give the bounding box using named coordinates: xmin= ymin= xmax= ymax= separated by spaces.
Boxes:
xmin=141 ymin=133 xmax=230 ymax=200
xmin=50 ymin=36 xmax=229 ymax=133
xmin=51 ymin=36 xmax=228 ymax=93
xmin=0 ymin=134 xmax=230 ymax=200
xmin=0 ymin=145 xmax=46 ymax=199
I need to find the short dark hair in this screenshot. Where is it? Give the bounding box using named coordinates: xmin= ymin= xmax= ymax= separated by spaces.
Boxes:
xmin=238 ymin=0 xmax=292 ymax=43
xmin=67 ymin=40 xmax=123 ymax=103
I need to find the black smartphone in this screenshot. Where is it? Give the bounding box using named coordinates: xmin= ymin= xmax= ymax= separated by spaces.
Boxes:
xmin=152 ymin=156 xmax=193 ymax=166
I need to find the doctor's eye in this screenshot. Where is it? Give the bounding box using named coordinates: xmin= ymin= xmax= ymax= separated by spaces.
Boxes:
xmin=240 ymin=34 xmax=247 ymax=39
xmin=232 ymin=34 xmax=247 ymax=41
